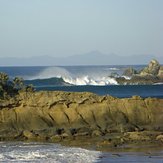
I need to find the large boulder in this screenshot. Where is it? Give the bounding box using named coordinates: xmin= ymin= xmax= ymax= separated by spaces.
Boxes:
xmin=139 ymin=59 xmax=160 ymax=76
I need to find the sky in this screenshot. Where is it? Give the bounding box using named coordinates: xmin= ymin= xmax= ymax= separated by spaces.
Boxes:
xmin=0 ymin=0 xmax=162 ymax=58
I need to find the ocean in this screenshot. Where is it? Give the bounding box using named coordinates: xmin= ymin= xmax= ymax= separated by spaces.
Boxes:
xmin=0 ymin=65 xmax=163 ymax=163
xmin=0 ymin=65 xmax=163 ymax=98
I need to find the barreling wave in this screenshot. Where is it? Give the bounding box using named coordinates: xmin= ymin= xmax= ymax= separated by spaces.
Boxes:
xmin=25 ymin=67 xmax=118 ymax=86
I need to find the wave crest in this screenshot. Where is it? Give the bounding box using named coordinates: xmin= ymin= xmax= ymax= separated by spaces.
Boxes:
xmin=27 ymin=67 xmax=118 ymax=86
xmin=63 ymin=76 xmax=118 ymax=85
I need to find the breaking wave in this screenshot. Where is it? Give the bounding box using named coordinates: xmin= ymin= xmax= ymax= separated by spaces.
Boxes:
xmin=63 ymin=76 xmax=118 ymax=85
xmin=26 ymin=67 xmax=118 ymax=86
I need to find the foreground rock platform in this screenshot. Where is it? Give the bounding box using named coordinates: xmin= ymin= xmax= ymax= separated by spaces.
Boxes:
xmin=0 ymin=91 xmax=163 ymax=149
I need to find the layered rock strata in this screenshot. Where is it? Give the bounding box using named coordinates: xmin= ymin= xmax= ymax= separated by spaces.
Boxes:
xmin=0 ymin=91 xmax=163 ymax=148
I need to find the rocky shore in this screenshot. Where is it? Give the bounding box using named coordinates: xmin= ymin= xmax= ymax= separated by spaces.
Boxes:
xmin=0 ymin=91 xmax=163 ymax=149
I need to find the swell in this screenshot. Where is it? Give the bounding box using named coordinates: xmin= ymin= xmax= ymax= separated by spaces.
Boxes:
xmin=25 ymin=77 xmax=71 ymax=87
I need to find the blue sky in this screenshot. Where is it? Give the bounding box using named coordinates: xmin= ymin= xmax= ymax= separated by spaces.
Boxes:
xmin=0 ymin=0 xmax=162 ymax=58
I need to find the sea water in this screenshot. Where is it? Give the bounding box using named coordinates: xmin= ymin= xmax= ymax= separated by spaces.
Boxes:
xmin=0 ymin=65 xmax=163 ymax=98
xmin=0 ymin=65 xmax=163 ymax=163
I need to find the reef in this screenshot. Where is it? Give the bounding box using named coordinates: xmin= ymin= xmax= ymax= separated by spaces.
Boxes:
xmin=0 ymin=91 xmax=163 ymax=149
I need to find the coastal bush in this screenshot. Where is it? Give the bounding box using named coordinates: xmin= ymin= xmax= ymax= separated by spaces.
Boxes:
xmin=0 ymin=72 xmax=34 ymax=99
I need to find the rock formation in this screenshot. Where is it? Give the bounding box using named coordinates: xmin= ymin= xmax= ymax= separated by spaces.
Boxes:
xmin=0 ymin=91 xmax=163 ymax=148
xmin=117 ymin=59 xmax=163 ymax=84
xmin=158 ymin=66 xmax=163 ymax=78
xmin=140 ymin=59 xmax=160 ymax=76
xmin=122 ymin=67 xmax=137 ymax=77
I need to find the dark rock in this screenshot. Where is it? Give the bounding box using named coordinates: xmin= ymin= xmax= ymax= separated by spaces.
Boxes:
xmin=56 ymin=128 xmax=65 ymax=135
xmin=123 ymin=67 xmax=137 ymax=77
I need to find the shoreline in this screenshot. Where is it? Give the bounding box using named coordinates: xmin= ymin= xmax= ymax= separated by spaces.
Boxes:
xmin=1 ymin=137 xmax=163 ymax=153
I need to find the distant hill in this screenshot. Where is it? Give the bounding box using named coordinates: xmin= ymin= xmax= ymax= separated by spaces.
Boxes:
xmin=0 ymin=51 xmax=162 ymax=66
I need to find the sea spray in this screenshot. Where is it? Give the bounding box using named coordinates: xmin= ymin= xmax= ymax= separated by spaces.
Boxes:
xmin=26 ymin=66 xmax=118 ymax=86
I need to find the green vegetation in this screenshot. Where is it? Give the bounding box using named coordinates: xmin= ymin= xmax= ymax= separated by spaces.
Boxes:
xmin=0 ymin=72 xmax=34 ymax=99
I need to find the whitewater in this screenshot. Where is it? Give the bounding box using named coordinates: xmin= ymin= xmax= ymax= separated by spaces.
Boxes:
xmin=0 ymin=142 xmax=101 ymax=163
xmin=25 ymin=66 xmax=124 ymax=85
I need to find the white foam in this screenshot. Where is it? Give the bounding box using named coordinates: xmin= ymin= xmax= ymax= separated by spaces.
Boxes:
xmin=122 ymin=75 xmax=131 ymax=80
xmin=103 ymin=67 xmax=120 ymax=71
xmin=153 ymin=82 xmax=163 ymax=85
xmin=6 ymin=150 xmax=47 ymax=160
xmin=109 ymin=68 xmax=120 ymax=70
xmin=0 ymin=142 xmax=101 ymax=163
xmin=63 ymin=76 xmax=118 ymax=85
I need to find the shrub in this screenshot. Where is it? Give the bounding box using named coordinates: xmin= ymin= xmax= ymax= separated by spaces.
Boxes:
xmin=0 ymin=72 xmax=34 ymax=99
